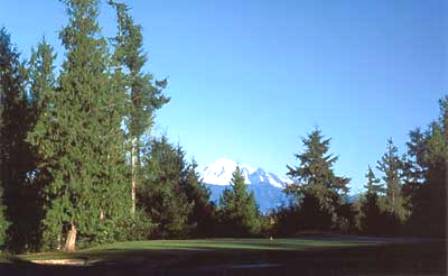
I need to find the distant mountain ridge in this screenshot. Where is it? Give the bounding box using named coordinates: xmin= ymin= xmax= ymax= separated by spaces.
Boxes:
xmin=201 ymin=158 xmax=291 ymax=213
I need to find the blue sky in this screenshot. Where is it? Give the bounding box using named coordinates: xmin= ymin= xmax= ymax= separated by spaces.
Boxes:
xmin=1 ymin=0 xmax=446 ymax=193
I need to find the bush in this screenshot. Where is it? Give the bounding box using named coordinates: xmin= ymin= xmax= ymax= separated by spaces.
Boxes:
xmin=113 ymin=210 xmax=154 ymax=241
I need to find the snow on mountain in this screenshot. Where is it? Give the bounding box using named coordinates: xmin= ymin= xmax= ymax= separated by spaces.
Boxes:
xmin=201 ymin=158 xmax=292 ymax=213
xmin=202 ymin=158 xmax=286 ymax=188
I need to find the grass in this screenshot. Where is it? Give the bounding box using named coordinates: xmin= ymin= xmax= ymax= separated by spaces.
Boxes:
xmin=0 ymin=237 xmax=445 ymax=275
xmin=20 ymin=238 xmax=373 ymax=262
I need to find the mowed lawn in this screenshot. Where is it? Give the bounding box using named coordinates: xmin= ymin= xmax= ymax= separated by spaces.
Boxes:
xmin=0 ymin=237 xmax=446 ymax=275
xmin=21 ymin=238 xmax=367 ymax=263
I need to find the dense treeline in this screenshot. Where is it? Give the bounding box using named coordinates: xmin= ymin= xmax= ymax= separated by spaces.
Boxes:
xmin=273 ymin=99 xmax=447 ymax=238
xmin=0 ymin=0 xmax=446 ymax=254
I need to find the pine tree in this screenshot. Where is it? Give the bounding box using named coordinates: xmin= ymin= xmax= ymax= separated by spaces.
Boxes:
xmin=181 ymin=160 xmax=216 ymax=237
xmin=138 ymin=137 xmax=193 ymax=238
xmin=286 ymin=129 xmax=350 ymax=195
xmin=28 ymin=39 xmax=56 ymax=117
xmin=377 ymin=139 xmax=407 ymax=220
xmin=401 ymin=129 xmax=429 ymax=215
xmin=286 ymin=129 xmax=350 ymax=231
xmin=15 ymin=39 xmax=58 ymax=252
xmin=27 ymin=0 xmax=130 ymax=251
xmin=0 ymin=27 xmax=36 ymax=252
xmin=109 ymin=0 xmax=169 ymax=215
xmin=403 ymin=129 xmax=428 ymax=185
xmin=409 ymin=97 xmax=447 ymax=237
xmin=219 ymin=167 xmax=261 ymax=237
xmin=364 ymin=166 xmax=384 ymax=195
xmin=360 ymin=166 xmax=385 ymax=235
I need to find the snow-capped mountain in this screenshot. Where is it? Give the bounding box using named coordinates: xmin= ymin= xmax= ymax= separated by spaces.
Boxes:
xmin=201 ymin=158 xmax=291 ymax=213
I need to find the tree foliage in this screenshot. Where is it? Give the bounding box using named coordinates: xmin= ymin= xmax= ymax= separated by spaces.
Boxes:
xmin=405 ymin=97 xmax=447 ymax=237
xmin=360 ymin=167 xmax=386 ymax=235
xmin=181 ymin=160 xmax=216 ymax=237
xmin=376 ymin=139 xmax=408 ymax=221
xmin=27 ymin=0 xmax=130 ymax=251
xmin=285 ymin=129 xmax=351 ymax=232
xmin=0 ymin=27 xmax=38 ymax=252
xmin=219 ymin=167 xmax=261 ymax=237
xmin=138 ymin=137 xmax=193 ymax=238
xmin=0 ymin=0 xmax=446 ymax=251
xmin=109 ymin=0 xmax=169 ymax=215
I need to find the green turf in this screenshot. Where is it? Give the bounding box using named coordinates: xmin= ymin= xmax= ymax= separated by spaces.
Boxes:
xmin=88 ymin=238 xmax=370 ymax=251
xmin=20 ymin=238 xmax=375 ymax=263
xmin=1 ymin=238 xmax=444 ymax=275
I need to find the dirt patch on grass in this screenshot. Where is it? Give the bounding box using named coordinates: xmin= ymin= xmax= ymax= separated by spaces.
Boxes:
xmin=30 ymin=258 xmax=99 ymax=266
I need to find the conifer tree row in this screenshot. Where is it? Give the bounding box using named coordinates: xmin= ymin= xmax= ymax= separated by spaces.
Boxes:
xmin=0 ymin=0 xmax=446 ymax=252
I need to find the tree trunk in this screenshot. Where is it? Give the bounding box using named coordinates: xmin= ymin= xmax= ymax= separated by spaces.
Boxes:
xmin=64 ymin=223 xmax=77 ymax=252
xmin=391 ymin=190 xmax=395 ymax=212
xmin=131 ymin=137 xmax=138 ymax=215
xmin=56 ymin=233 xmax=61 ymax=250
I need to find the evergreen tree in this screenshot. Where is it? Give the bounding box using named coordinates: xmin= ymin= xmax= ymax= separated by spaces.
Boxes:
xmin=401 ymin=129 xmax=429 ymax=215
xmin=403 ymin=129 xmax=428 ymax=186
xmin=0 ymin=27 xmax=36 ymax=252
xmin=408 ymin=97 xmax=447 ymax=237
xmin=109 ymin=0 xmax=169 ymax=215
xmin=27 ymin=0 xmax=130 ymax=251
xmin=181 ymin=160 xmax=216 ymax=237
xmin=219 ymin=167 xmax=261 ymax=237
xmin=28 ymin=39 xmax=56 ymax=118
xmin=360 ymin=166 xmax=385 ymax=235
xmin=286 ymin=129 xmax=350 ymax=231
xmin=377 ymin=139 xmax=407 ymax=221
xmin=364 ymin=166 xmax=385 ymax=195
xmin=138 ymin=137 xmax=193 ymax=238
xmin=14 ymin=39 xmax=58 ymax=252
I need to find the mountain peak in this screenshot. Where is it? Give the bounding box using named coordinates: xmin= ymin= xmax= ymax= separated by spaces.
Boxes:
xmin=201 ymin=158 xmax=291 ymax=213
xmin=201 ymin=158 xmax=285 ymax=188
xmin=202 ymin=158 xmax=247 ymax=186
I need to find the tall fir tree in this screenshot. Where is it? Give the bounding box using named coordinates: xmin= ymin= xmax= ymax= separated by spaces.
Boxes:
xmin=0 ymin=27 xmax=36 ymax=252
xmin=219 ymin=167 xmax=261 ymax=237
xmin=286 ymin=129 xmax=350 ymax=231
xmin=377 ymin=139 xmax=407 ymax=220
xmin=109 ymin=0 xmax=169 ymax=215
xmin=286 ymin=129 xmax=350 ymax=196
xmin=27 ymin=0 xmax=130 ymax=251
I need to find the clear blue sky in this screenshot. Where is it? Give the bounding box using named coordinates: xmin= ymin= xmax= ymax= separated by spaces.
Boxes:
xmin=1 ymin=0 xmax=446 ymax=193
